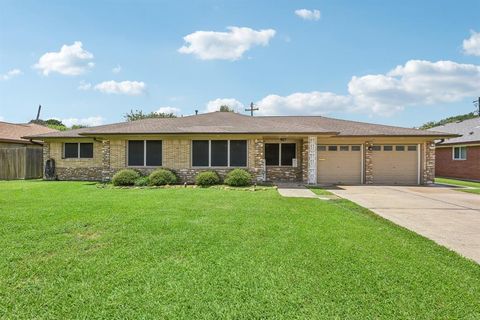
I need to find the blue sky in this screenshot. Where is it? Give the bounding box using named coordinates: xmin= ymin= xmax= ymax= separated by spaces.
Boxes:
xmin=1 ymin=0 xmax=479 ymax=127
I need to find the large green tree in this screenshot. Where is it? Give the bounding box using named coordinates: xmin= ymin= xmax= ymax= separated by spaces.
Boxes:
xmin=124 ymin=109 xmax=177 ymax=122
xmin=419 ymin=112 xmax=477 ymax=130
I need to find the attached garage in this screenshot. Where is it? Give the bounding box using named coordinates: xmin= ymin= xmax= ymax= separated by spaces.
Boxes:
xmin=317 ymin=145 xmax=363 ymax=184
xmin=371 ymin=145 xmax=420 ymax=185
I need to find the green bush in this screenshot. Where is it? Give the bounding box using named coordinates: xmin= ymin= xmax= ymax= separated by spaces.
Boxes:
xmin=224 ymin=169 xmax=252 ymax=186
xmin=195 ymin=171 xmax=220 ymax=186
xmin=112 ymin=169 xmax=140 ymax=186
xmin=148 ymin=169 xmax=177 ymax=186
xmin=134 ymin=176 xmax=150 ymax=187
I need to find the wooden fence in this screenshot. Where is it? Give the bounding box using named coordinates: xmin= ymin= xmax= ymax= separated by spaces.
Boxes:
xmin=0 ymin=146 xmax=43 ymax=180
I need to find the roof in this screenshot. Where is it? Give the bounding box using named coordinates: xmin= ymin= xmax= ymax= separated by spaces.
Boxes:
xmin=24 ymin=111 xmax=456 ymax=139
xmin=429 ymin=117 xmax=480 ymax=145
xmin=0 ymin=121 xmax=58 ymax=144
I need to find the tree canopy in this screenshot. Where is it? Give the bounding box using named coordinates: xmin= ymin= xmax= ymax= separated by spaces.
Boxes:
xmin=219 ymin=105 xmax=234 ymax=112
xmin=124 ymin=109 xmax=177 ymax=122
xmin=419 ymin=112 xmax=478 ymax=130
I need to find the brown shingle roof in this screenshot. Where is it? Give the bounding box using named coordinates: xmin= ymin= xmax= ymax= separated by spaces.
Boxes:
xmin=24 ymin=112 xmax=456 ymax=139
xmin=0 ymin=121 xmax=58 ymax=144
xmin=428 ymin=117 xmax=480 ymax=145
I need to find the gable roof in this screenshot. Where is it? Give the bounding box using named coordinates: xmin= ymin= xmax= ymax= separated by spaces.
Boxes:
xmin=429 ymin=117 xmax=480 ymax=145
xmin=0 ymin=121 xmax=58 ymax=144
xmin=24 ymin=112 xmax=456 ymax=139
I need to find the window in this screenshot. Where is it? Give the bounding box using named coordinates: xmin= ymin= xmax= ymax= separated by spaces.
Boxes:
xmin=192 ymin=140 xmax=247 ymax=167
xmin=328 ymin=146 xmax=338 ymax=151
xmin=453 ymin=146 xmax=467 ymax=160
xmin=64 ymin=142 xmax=93 ymax=159
xmin=265 ymin=143 xmax=296 ymax=166
xmin=351 ymin=145 xmax=361 ymax=151
xmin=383 ymin=145 xmax=393 ymax=151
xmin=340 ymin=146 xmax=349 ymax=151
xmin=128 ymin=140 xmax=162 ymax=166
xmin=395 ymin=145 xmax=405 ymax=151
xmin=407 ymin=145 xmax=417 ymax=151
xmin=372 ymin=146 xmax=381 ymax=151
xmin=317 ymin=145 xmax=326 ymax=151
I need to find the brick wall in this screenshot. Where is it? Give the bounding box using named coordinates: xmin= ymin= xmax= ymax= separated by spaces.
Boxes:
xmin=436 ymin=145 xmax=480 ymax=180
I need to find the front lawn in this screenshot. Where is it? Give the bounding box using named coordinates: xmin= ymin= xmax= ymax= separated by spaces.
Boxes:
xmin=435 ymin=177 xmax=480 ymax=194
xmin=1 ymin=181 xmax=479 ymax=319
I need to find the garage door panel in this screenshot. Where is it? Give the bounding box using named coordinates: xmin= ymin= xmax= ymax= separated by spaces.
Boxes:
xmin=317 ymin=145 xmax=362 ymax=184
xmin=372 ymin=145 xmax=418 ymax=185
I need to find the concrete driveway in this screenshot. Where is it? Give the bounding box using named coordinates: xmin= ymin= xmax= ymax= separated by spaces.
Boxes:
xmin=329 ymin=185 xmax=480 ymax=264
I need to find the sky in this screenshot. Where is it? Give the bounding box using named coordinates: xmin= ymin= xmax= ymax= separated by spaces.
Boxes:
xmin=1 ymin=0 xmax=480 ymax=128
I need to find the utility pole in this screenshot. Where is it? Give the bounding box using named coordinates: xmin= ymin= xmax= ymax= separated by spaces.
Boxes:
xmin=475 ymin=97 xmax=480 ymax=116
xmin=36 ymin=105 xmax=42 ymax=121
xmin=245 ymin=102 xmax=259 ymax=116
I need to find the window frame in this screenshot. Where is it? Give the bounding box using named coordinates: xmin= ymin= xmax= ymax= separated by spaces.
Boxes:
xmin=452 ymin=146 xmax=467 ymax=161
xmin=191 ymin=140 xmax=248 ymax=168
xmin=127 ymin=140 xmax=163 ymax=167
xmin=63 ymin=142 xmax=94 ymax=159
xmin=264 ymin=142 xmax=297 ymax=167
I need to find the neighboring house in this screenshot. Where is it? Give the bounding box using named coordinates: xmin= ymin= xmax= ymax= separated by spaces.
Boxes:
xmin=25 ymin=112 xmax=454 ymax=185
xmin=429 ymin=117 xmax=480 ymax=181
xmin=0 ymin=121 xmax=57 ymax=179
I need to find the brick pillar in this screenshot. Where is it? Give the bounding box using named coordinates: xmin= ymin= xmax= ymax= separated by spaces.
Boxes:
xmin=253 ymin=139 xmax=265 ymax=182
xmin=302 ymin=138 xmax=309 ymax=183
xmin=365 ymin=141 xmax=373 ymax=184
xmin=423 ymin=141 xmax=435 ymax=184
xmin=101 ymin=140 xmax=112 ymax=182
xmin=42 ymin=142 xmax=51 ymax=179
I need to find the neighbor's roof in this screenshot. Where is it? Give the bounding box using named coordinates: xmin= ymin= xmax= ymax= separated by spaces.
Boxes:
xmin=429 ymin=117 xmax=480 ymax=145
xmin=24 ymin=111 xmax=456 ymax=139
xmin=0 ymin=121 xmax=58 ymax=144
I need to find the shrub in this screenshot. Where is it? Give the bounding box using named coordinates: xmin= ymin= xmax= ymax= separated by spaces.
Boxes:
xmin=112 ymin=169 xmax=140 ymax=186
xmin=195 ymin=171 xmax=220 ymax=186
xmin=148 ymin=169 xmax=177 ymax=186
xmin=134 ymin=176 xmax=150 ymax=187
xmin=224 ymin=169 xmax=252 ymax=186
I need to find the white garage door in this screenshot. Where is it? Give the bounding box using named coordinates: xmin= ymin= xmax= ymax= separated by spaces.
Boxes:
xmin=371 ymin=145 xmax=419 ymax=185
xmin=317 ymin=145 xmax=362 ymax=184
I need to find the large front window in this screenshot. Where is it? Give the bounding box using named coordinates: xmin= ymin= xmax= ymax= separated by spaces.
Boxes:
xmin=128 ymin=140 xmax=162 ymax=166
xmin=265 ymin=143 xmax=296 ymax=166
xmin=453 ymin=146 xmax=467 ymax=160
xmin=64 ymin=142 xmax=93 ymax=159
xmin=192 ymin=140 xmax=247 ymax=167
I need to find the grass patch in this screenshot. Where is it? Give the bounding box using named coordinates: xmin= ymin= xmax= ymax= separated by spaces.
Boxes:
xmin=435 ymin=177 xmax=480 ymax=194
xmin=0 ymin=180 xmax=479 ymax=318
xmin=306 ymin=186 xmax=333 ymax=195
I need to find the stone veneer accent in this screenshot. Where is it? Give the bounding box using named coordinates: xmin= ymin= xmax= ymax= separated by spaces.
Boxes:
xmin=252 ymin=139 xmax=265 ymax=182
xmin=42 ymin=142 xmax=51 ymax=179
xmin=265 ymin=167 xmax=302 ymax=182
xmin=56 ymin=167 xmax=103 ymax=181
xmin=423 ymin=140 xmax=435 ymax=184
xmin=364 ymin=141 xmax=373 ymax=184
xmin=102 ymin=140 xmax=112 ymax=182
xmin=302 ymin=138 xmax=308 ymax=183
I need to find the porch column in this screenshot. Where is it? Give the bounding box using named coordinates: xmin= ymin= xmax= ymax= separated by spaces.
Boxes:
xmin=307 ymin=136 xmax=317 ymax=184
xmin=423 ymin=141 xmax=435 ymax=184
xmin=364 ymin=141 xmax=374 ymax=184
xmin=101 ymin=140 xmax=111 ymax=182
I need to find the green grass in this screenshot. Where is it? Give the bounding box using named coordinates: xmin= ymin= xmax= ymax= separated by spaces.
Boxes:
xmin=306 ymin=186 xmax=333 ymax=195
xmin=435 ymin=177 xmax=480 ymax=194
xmin=1 ymin=181 xmax=479 ymax=319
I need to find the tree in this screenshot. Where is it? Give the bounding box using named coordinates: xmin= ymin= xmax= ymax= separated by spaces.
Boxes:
xmin=71 ymin=124 xmax=88 ymax=129
xmin=419 ymin=112 xmax=477 ymax=130
xmin=219 ymin=105 xmax=234 ymax=112
xmin=30 ymin=118 xmax=67 ymax=131
xmin=124 ymin=109 xmax=177 ymax=122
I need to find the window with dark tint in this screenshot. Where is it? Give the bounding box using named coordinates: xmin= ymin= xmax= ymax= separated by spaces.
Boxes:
xmin=265 ymin=143 xmax=280 ymax=165
xmin=407 ymin=145 xmax=417 ymax=151
xmin=372 ymin=146 xmax=381 ymax=151
xmin=192 ymin=140 xmax=209 ymax=166
xmin=128 ymin=140 xmax=144 ymax=166
xmin=351 ymin=145 xmax=361 ymax=151
xmin=328 ymin=145 xmax=338 ymax=151
xmin=211 ymin=140 xmax=228 ymax=166
xmin=146 ymin=140 xmax=162 ymax=166
xmin=79 ymin=143 xmax=93 ymax=158
xmin=340 ymin=146 xmax=349 ymax=151
xmin=230 ymin=140 xmax=247 ymax=166
xmin=281 ymin=143 xmax=296 ymax=166
xmin=317 ymin=145 xmax=326 ymax=151
xmin=64 ymin=143 xmax=78 ymax=158
xmin=395 ymin=145 xmax=405 ymax=151
xmin=383 ymin=145 xmax=393 ymax=151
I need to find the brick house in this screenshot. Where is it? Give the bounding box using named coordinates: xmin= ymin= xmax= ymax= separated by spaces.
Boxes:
xmin=25 ymin=112 xmax=454 ymax=185
xmin=429 ymin=117 xmax=480 ymax=181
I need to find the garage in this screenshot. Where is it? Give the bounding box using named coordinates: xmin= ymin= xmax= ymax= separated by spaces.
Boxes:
xmin=371 ymin=145 xmax=419 ymax=185
xmin=317 ymin=145 xmax=362 ymax=184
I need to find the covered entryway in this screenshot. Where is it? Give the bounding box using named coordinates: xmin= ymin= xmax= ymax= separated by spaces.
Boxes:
xmin=371 ymin=145 xmax=419 ymax=185
xmin=317 ymin=145 xmax=362 ymax=184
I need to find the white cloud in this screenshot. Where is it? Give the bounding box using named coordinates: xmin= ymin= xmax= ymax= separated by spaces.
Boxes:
xmin=0 ymin=116 xmax=4 ymax=121
xmin=112 ymin=65 xmax=122 ymax=73
xmin=295 ymin=9 xmax=321 ymax=21
xmin=77 ymin=80 xmax=92 ymax=90
xmin=205 ymin=98 xmax=245 ymax=112
xmin=34 ymin=41 xmax=94 ymax=76
xmin=256 ymin=92 xmax=351 ymax=115
xmin=463 ymin=31 xmax=480 ymax=56
xmin=178 ymin=26 xmax=276 ymax=60
xmin=156 ymin=106 xmax=181 ymax=115
xmin=94 ymin=80 xmax=146 ymax=95
xmin=348 ymin=60 xmax=480 ymax=115
xmin=1 ymin=69 xmax=22 ymax=81
xmin=60 ymin=116 xmax=104 ymax=127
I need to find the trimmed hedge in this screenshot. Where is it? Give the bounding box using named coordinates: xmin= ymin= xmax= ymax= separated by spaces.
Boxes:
xmin=224 ymin=169 xmax=252 ymax=186
xmin=195 ymin=171 xmax=220 ymax=186
xmin=148 ymin=169 xmax=177 ymax=186
xmin=112 ymin=169 xmax=140 ymax=186
xmin=134 ymin=176 xmax=150 ymax=187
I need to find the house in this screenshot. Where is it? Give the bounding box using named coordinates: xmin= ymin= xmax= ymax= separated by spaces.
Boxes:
xmin=0 ymin=121 xmax=57 ymax=179
xmin=429 ymin=117 xmax=480 ymax=181
xmin=24 ymin=112 xmax=454 ymax=185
